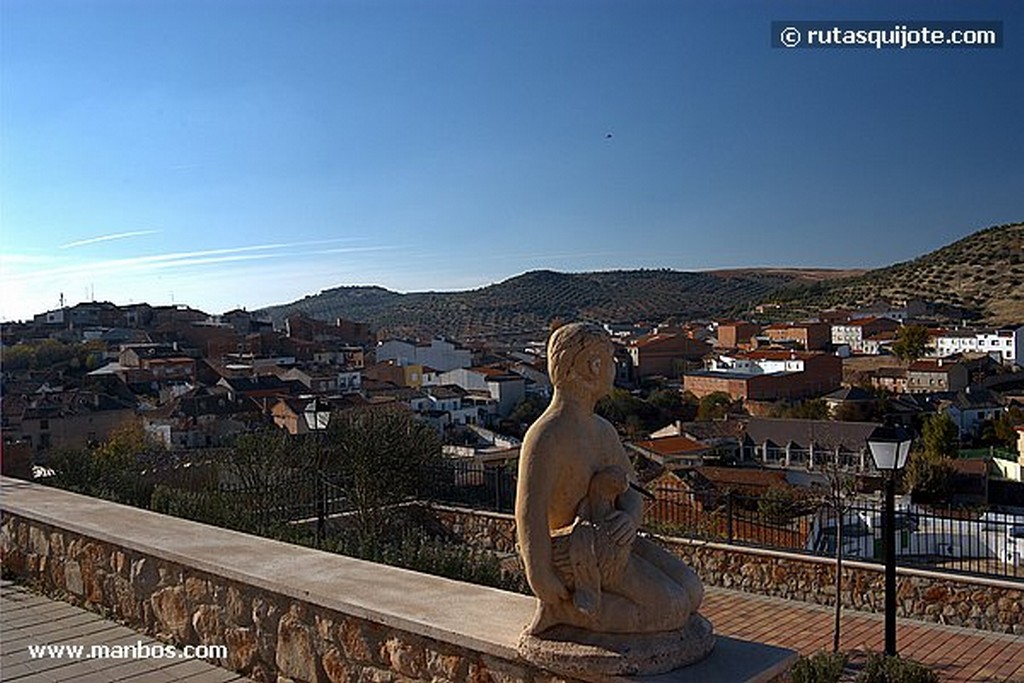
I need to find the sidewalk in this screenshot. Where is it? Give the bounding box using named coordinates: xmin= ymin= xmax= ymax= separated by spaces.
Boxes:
xmin=704 ymin=586 xmax=1024 ymax=682
xmin=3 ymin=578 xmax=1021 ymax=682
xmin=0 ymin=581 xmax=246 ymax=682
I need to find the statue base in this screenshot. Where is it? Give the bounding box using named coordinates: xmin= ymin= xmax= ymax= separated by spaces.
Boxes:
xmin=517 ymin=612 xmax=715 ymax=680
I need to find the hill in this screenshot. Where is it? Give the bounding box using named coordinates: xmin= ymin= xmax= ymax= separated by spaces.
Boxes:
xmin=258 ymin=221 xmax=1023 ymax=337
xmin=761 ymin=222 xmax=1024 ymax=325
xmin=257 ymin=268 xmax=849 ymax=339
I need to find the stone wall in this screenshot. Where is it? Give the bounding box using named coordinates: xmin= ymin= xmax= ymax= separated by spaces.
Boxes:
xmin=431 ymin=505 xmax=1024 ymax=635
xmin=0 ymin=479 xmax=570 ymax=683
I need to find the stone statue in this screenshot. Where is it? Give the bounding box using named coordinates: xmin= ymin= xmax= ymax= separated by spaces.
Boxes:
xmin=515 ymin=322 xmax=714 ymax=676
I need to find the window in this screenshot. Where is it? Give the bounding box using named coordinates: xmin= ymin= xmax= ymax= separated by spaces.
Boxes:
xmin=39 ymin=419 xmax=49 ymax=430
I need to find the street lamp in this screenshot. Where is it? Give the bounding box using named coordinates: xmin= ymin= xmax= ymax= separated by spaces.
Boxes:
xmin=303 ymin=398 xmax=331 ymax=546
xmin=867 ymin=424 xmax=912 ymax=657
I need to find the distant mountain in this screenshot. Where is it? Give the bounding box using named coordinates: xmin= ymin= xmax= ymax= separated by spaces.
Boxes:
xmin=257 ymin=268 xmax=855 ymax=339
xmin=257 ymin=221 xmax=1023 ymax=337
xmin=761 ymin=222 xmax=1024 ymax=325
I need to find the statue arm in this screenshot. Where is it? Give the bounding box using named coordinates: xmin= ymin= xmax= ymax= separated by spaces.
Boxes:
xmin=606 ymin=431 xmax=643 ymax=545
xmin=515 ymin=438 xmax=569 ymax=603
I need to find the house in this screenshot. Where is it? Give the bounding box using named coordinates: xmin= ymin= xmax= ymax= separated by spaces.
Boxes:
xmin=312 ymin=346 xmax=365 ymax=368
xmin=627 ymin=332 xmax=710 ymax=378
xmin=285 ymin=313 xmax=374 ymax=346
xmin=362 ymin=361 xmax=424 ymax=389
xmin=375 ymin=338 xmax=471 ymax=372
xmin=762 ymin=322 xmax=831 ymax=351
xmin=830 ymin=317 xmax=900 ymax=354
xmin=906 ymin=359 xmax=969 ymax=394
xmin=871 ymin=367 xmax=909 ymax=394
xmin=270 ymin=396 xmax=332 ymax=436
xmin=216 ymin=375 xmax=301 ymax=403
xmin=740 ymin=417 xmax=882 ymax=471
xmin=118 ymin=343 xmax=196 ymax=383
xmin=683 ymin=350 xmax=841 ymax=402
xmin=932 ymin=326 xmax=1024 ymax=367
xmin=434 ymin=367 xmax=525 ymax=417
xmin=822 ymin=386 xmax=876 ymax=418
xmin=940 ymin=387 xmax=1005 ymax=439
xmin=17 ymin=390 xmax=137 ymax=453
xmin=715 ymin=321 xmax=761 ymax=349
xmin=630 ymin=435 xmax=713 ymax=469
xmin=423 ymin=385 xmax=485 ymax=425
xmin=143 ymin=387 xmax=262 ymax=447
xmin=278 ymin=365 xmax=340 ymax=394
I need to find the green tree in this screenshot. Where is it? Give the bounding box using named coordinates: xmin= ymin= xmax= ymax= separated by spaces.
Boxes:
xmin=904 ymin=449 xmax=956 ymax=504
xmin=46 ymin=421 xmax=162 ymax=508
xmin=648 ymin=388 xmax=683 ymax=412
xmin=891 ymin=324 xmax=930 ymax=363
xmin=224 ymin=428 xmax=303 ymax=534
xmin=325 ymin=407 xmax=442 ymax=546
xmin=991 ymin=406 xmax=1024 ymax=448
xmin=921 ymin=412 xmax=959 ymax=459
xmin=508 ymin=395 xmax=548 ymax=430
xmin=696 ymin=392 xmax=734 ymax=421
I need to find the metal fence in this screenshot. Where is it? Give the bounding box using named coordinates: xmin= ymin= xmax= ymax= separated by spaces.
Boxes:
xmin=161 ymin=457 xmax=1022 ymax=581
xmin=422 ymin=460 xmax=1024 ymax=581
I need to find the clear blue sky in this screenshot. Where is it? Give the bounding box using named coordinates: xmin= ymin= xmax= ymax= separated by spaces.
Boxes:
xmin=2 ymin=0 xmax=1022 ymax=321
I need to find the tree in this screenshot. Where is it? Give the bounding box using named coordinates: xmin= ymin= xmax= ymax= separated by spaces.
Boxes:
xmin=904 ymin=449 xmax=956 ymax=504
xmin=224 ymin=428 xmax=301 ymax=534
xmin=46 ymin=421 xmax=163 ymax=508
xmin=921 ymin=412 xmax=958 ymax=459
xmin=696 ymin=392 xmax=734 ymax=421
xmin=325 ymin=407 xmax=442 ymax=547
xmin=891 ymin=324 xmax=930 ymax=363
xmin=809 ymin=426 xmax=859 ymax=654
xmin=508 ymin=395 xmax=548 ymax=432
xmin=991 ymin=406 xmax=1024 ymax=448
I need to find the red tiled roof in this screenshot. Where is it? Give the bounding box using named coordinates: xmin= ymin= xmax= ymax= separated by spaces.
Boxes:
xmin=908 ymin=359 xmax=955 ymax=372
xmin=631 ymin=333 xmax=678 ymax=348
xmin=695 ymin=466 xmax=788 ymax=491
xmin=634 ymin=435 xmax=708 ymax=456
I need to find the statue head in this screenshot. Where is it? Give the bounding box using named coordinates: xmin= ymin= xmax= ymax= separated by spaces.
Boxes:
xmin=547 ymin=322 xmax=615 ymax=397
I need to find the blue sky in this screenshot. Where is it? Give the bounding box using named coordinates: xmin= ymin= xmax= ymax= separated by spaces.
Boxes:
xmin=2 ymin=0 xmax=1022 ymax=321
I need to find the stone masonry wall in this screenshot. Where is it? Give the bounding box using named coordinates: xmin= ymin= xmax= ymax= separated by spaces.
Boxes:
xmin=431 ymin=505 xmax=1024 ymax=635
xmin=0 ymin=513 xmax=572 ymax=683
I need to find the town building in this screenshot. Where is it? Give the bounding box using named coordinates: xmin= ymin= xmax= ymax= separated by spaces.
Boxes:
xmin=931 ymin=326 xmax=1024 ymax=367
xmin=761 ymin=322 xmax=831 ymax=351
xmin=715 ymin=320 xmax=761 ymax=349
xmin=626 ymin=332 xmax=709 ymax=378
xmin=683 ymin=350 xmax=841 ymax=402
xmin=375 ymin=338 xmax=472 ymax=372
xmin=830 ymin=317 xmax=900 ymax=354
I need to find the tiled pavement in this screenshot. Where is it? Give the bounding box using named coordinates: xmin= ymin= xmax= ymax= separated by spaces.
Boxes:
xmin=703 ymin=586 xmax=1024 ymax=682
xmin=0 ymin=581 xmax=246 ymax=682
xmin=2 ymin=578 xmax=1021 ymax=682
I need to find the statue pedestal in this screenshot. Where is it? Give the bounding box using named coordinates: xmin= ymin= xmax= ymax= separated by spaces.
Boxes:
xmin=518 ymin=613 xmax=715 ymax=679
xmin=518 ymin=614 xmax=796 ymax=683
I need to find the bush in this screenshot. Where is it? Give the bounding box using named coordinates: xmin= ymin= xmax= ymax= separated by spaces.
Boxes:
xmin=791 ymin=651 xmax=848 ymax=683
xmin=855 ymin=653 xmax=938 ymax=683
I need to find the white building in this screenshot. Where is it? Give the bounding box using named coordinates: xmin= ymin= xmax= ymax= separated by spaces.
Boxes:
xmin=375 ymin=338 xmax=472 ymax=372
xmin=706 ymin=350 xmax=809 ymax=375
xmin=932 ymin=326 xmax=1024 ymax=367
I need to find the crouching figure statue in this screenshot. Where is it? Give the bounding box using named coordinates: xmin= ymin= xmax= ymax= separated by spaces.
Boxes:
xmin=515 ymin=322 xmax=714 ymax=677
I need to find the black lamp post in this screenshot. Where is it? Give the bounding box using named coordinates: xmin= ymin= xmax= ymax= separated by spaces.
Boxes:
xmin=867 ymin=425 xmax=912 ymax=657
xmin=304 ymin=398 xmax=331 ymax=547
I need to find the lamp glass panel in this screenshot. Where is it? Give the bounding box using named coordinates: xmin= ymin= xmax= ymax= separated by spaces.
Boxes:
xmin=869 ymin=440 xmax=899 ymax=470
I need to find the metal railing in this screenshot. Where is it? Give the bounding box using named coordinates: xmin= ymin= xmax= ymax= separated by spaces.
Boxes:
xmin=420 ymin=461 xmax=1024 ymax=581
